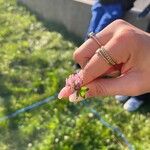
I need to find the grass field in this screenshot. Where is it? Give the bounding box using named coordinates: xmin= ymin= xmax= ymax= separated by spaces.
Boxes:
xmin=0 ymin=0 xmax=150 ymax=150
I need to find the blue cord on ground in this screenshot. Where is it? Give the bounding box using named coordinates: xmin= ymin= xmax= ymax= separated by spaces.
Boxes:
xmin=0 ymin=94 xmax=57 ymax=121
xmin=0 ymin=94 xmax=134 ymax=150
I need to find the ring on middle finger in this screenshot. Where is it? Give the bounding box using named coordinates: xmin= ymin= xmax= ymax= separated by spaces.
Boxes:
xmin=96 ymin=46 xmax=117 ymax=66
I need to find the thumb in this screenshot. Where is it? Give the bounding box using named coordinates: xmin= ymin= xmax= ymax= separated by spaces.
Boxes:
xmin=85 ymin=72 xmax=142 ymax=97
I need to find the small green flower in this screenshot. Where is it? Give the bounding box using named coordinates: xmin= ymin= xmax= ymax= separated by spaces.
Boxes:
xmin=77 ymin=87 xmax=89 ymax=98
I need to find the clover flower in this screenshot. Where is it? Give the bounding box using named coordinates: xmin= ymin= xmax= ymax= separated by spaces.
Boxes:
xmin=66 ymin=73 xmax=82 ymax=91
xmin=58 ymin=73 xmax=89 ymax=103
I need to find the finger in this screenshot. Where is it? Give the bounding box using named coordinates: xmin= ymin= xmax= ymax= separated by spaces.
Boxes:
xmin=85 ymin=71 xmax=143 ymax=97
xmin=73 ymin=24 xmax=115 ymax=68
xmin=58 ymin=86 xmax=72 ymax=99
xmin=73 ymin=19 xmax=132 ymax=69
xmin=82 ymin=35 xmax=130 ymax=84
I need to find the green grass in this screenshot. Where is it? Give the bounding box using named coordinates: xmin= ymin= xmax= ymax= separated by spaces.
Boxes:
xmin=0 ymin=0 xmax=150 ymax=150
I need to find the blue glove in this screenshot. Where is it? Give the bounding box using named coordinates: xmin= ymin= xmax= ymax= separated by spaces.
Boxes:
xmin=86 ymin=0 xmax=124 ymax=39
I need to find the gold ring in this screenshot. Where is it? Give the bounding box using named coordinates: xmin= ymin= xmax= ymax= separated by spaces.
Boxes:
xmin=88 ymin=32 xmax=102 ymax=47
xmin=96 ymin=46 xmax=117 ymax=66
xmin=88 ymin=33 xmax=121 ymax=77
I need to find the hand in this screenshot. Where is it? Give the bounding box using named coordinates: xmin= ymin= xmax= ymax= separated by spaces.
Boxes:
xmin=59 ymin=19 xmax=150 ymax=99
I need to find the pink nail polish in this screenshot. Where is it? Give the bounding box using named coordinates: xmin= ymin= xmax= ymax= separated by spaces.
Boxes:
xmin=58 ymin=92 xmax=63 ymax=99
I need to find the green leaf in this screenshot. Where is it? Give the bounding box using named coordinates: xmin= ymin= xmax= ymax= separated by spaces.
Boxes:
xmin=79 ymin=87 xmax=89 ymax=98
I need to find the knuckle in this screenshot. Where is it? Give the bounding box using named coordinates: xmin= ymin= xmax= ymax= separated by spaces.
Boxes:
xmin=73 ymin=48 xmax=92 ymax=65
xmin=111 ymin=19 xmax=128 ymax=29
xmin=115 ymin=27 xmax=136 ymax=44
xmin=86 ymin=48 xmax=95 ymax=57
xmin=73 ymin=50 xmax=81 ymax=62
xmin=113 ymin=19 xmax=126 ymax=26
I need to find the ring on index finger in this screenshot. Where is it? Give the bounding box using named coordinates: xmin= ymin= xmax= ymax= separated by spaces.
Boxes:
xmin=88 ymin=32 xmax=102 ymax=47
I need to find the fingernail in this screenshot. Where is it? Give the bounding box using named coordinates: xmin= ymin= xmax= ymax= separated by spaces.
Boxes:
xmin=58 ymin=91 xmax=63 ymax=99
xmin=69 ymin=92 xmax=77 ymax=102
xmin=69 ymin=91 xmax=84 ymax=103
xmin=58 ymin=87 xmax=67 ymax=99
xmin=58 ymin=86 xmax=73 ymax=99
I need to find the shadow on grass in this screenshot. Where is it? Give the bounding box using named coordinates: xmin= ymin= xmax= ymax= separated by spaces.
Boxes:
xmin=135 ymin=93 xmax=150 ymax=115
xmin=0 ymin=74 xmax=22 ymax=149
xmin=0 ymin=73 xmax=51 ymax=149
xmin=0 ymin=96 xmax=22 ymax=149
xmin=138 ymin=101 xmax=150 ymax=115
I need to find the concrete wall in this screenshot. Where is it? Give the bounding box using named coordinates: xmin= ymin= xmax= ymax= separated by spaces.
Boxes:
xmin=18 ymin=0 xmax=150 ymax=38
xmin=19 ymin=0 xmax=92 ymax=38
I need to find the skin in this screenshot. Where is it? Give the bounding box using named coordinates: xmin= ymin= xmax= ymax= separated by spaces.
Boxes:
xmin=59 ymin=19 xmax=150 ymax=99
